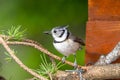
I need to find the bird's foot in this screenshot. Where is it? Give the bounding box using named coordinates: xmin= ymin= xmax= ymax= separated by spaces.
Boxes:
xmin=78 ymin=68 xmax=86 ymax=80
xmin=62 ymin=56 xmax=66 ymax=63
xmin=65 ymin=68 xmax=86 ymax=74
xmin=73 ymin=61 xmax=78 ymax=69
xmin=65 ymin=68 xmax=86 ymax=80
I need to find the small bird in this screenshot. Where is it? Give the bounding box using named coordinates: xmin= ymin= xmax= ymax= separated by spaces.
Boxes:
xmin=44 ymin=25 xmax=85 ymax=68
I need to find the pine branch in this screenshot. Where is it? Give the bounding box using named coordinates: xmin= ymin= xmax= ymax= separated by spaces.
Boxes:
xmin=0 ymin=37 xmax=47 ymax=80
xmin=6 ymin=40 xmax=81 ymax=67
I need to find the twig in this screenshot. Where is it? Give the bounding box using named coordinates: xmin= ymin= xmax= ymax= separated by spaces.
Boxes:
xmin=0 ymin=37 xmax=47 ymax=80
xmin=0 ymin=35 xmax=82 ymax=67
xmin=6 ymin=41 xmax=81 ymax=67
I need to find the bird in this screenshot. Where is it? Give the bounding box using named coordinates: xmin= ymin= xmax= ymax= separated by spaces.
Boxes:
xmin=44 ymin=25 xmax=85 ymax=68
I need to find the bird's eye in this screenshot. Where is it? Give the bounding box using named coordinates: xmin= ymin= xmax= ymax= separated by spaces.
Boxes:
xmin=54 ymin=30 xmax=57 ymax=33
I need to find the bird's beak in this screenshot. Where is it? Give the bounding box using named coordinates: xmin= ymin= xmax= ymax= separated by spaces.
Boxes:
xmin=43 ymin=31 xmax=51 ymax=35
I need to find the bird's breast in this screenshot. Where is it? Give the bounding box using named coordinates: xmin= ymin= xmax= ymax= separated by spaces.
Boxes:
xmin=53 ymin=39 xmax=80 ymax=56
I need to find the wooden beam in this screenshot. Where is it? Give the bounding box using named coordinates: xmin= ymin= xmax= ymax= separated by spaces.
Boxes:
xmin=88 ymin=0 xmax=120 ymax=21
xmin=86 ymin=0 xmax=120 ymax=63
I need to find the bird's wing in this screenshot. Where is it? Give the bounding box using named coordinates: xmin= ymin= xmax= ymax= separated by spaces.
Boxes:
xmin=71 ymin=36 xmax=85 ymax=46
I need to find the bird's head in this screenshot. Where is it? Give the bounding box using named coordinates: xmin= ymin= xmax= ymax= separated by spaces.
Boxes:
xmin=44 ymin=25 xmax=70 ymax=42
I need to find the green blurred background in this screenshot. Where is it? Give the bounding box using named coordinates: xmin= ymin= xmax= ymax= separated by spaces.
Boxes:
xmin=0 ymin=0 xmax=87 ymax=80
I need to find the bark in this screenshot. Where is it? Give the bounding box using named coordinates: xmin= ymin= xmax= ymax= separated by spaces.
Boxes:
xmin=53 ymin=63 xmax=120 ymax=80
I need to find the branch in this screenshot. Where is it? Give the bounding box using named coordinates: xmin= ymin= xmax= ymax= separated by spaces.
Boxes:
xmin=0 ymin=37 xmax=47 ymax=80
xmin=53 ymin=63 xmax=120 ymax=80
xmin=83 ymin=63 xmax=120 ymax=79
xmin=95 ymin=42 xmax=120 ymax=65
xmin=6 ymin=41 xmax=81 ymax=67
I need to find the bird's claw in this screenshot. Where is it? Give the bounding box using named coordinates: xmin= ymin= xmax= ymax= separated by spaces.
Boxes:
xmin=65 ymin=68 xmax=86 ymax=80
xmin=62 ymin=56 xmax=66 ymax=63
xmin=73 ymin=61 xmax=78 ymax=69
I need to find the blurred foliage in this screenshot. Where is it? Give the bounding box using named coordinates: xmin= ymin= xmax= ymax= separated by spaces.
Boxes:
xmin=0 ymin=0 xmax=87 ymax=80
xmin=4 ymin=51 xmax=13 ymax=62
